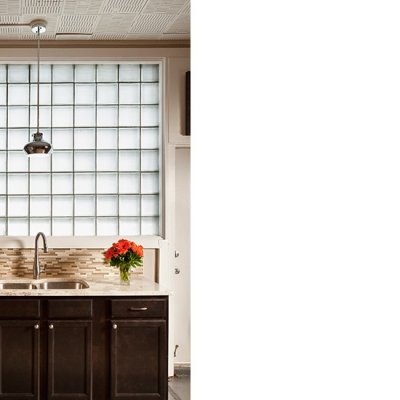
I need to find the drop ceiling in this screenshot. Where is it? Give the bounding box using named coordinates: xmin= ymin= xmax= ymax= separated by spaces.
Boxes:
xmin=0 ymin=0 xmax=190 ymax=41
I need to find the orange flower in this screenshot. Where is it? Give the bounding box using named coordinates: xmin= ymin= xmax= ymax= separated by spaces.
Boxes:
xmin=104 ymin=248 xmax=114 ymax=260
xmin=116 ymin=239 xmax=131 ymax=254
xmin=136 ymin=245 xmax=144 ymax=257
xmin=130 ymin=242 xmax=138 ymax=252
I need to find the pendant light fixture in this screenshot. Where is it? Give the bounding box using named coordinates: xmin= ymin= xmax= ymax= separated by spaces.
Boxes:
xmin=24 ymin=20 xmax=52 ymax=156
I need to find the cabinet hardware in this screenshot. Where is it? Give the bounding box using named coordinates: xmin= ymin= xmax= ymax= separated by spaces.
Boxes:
xmin=113 ymin=323 xmax=118 ymax=330
xmin=128 ymin=307 xmax=148 ymax=311
xmin=49 ymin=324 xmax=54 ymax=330
xmin=34 ymin=324 xmax=39 ymax=330
xmin=175 ymin=268 xmax=180 ymax=274
xmin=175 ymin=251 xmax=180 ymax=258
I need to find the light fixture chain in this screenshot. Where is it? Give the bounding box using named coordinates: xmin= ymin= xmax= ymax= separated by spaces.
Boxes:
xmin=36 ymin=28 xmax=40 ymax=134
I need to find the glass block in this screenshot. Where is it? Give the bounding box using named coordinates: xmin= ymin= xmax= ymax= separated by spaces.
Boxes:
xmin=8 ymin=65 xmax=29 ymax=83
xmin=0 ymin=151 xmax=5 ymax=171
xmin=0 ymin=174 xmax=6 ymax=194
xmin=0 ymin=84 xmax=5 ymax=105
xmin=52 ymin=174 xmax=73 ymax=194
xmin=119 ymin=217 xmax=140 ymax=235
xmin=8 ymin=107 xmax=29 ymax=128
xmin=119 ymin=128 xmax=140 ymax=149
xmin=141 ymin=64 xmax=159 ymax=82
xmin=119 ymin=83 xmax=140 ymax=104
xmin=141 ymin=105 xmax=159 ymax=126
xmin=75 ymin=65 xmax=95 ymax=82
xmin=30 ymin=84 xmax=51 ymax=105
xmin=52 ymin=129 xmax=73 ymax=149
xmin=141 ymin=83 xmax=159 ymax=104
xmin=8 ymin=84 xmax=29 ymax=105
xmin=53 ymin=65 xmax=73 ymax=82
xmin=97 ymin=218 xmax=118 ymax=236
xmin=119 ymin=64 xmax=140 ymax=82
xmin=30 ymin=196 xmax=51 ymax=217
xmin=8 ymin=152 xmax=27 ymax=172
xmin=141 ymin=194 xmax=159 ymax=216
xmin=75 ymin=84 xmax=96 ymax=104
xmin=52 ymin=151 xmax=73 ymax=172
xmin=53 ymin=106 xmax=73 ymax=127
xmin=75 ymin=173 xmax=95 ymax=194
xmin=119 ymin=173 xmax=140 ymax=194
xmin=97 ymin=150 xmax=117 ymax=171
xmin=141 ymin=172 xmax=159 ymax=194
xmin=97 ymin=173 xmax=117 ymax=194
xmin=8 ymin=129 xmax=28 ymax=150
xmin=0 ymin=66 xmax=6 ymax=82
xmin=53 ymin=196 xmax=73 ymax=216
xmin=30 ymin=155 xmax=51 ymax=172
xmin=0 ymin=107 xmax=5 ymax=126
xmin=30 ymin=64 xmax=52 ymax=82
xmin=8 ymin=196 xmax=28 ymax=217
xmin=0 ymin=218 xmax=5 ymax=235
xmin=119 ymin=195 xmax=140 ymax=216
xmin=97 ymin=106 xmax=118 ymax=126
xmin=8 ymin=218 xmax=28 ymax=236
xmin=97 ymin=128 xmax=117 ymax=149
xmin=97 ymin=83 xmax=118 ymax=104
xmin=30 ymin=174 xmax=50 ymax=195
xmin=75 ymin=217 xmax=95 ymax=236
xmin=119 ymin=105 xmax=139 ymax=126
xmin=75 ymin=195 xmax=95 ymax=216
xmin=75 ymin=151 xmax=95 ymax=171
xmin=75 ymin=128 xmax=95 ymax=149
xmin=30 ymin=106 xmax=51 ymax=128
xmin=119 ymin=150 xmax=140 ymax=171
xmin=141 ymin=150 xmax=159 ymax=171
xmin=0 ymin=130 xmax=5 ymax=150
xmin=97 ymin=65 xmax=117 ymax=82
xmin=0 ymin=196 xmax=5 ymax=216
xmin=53 ymin=84 xmax=73 ymax=105
xmin=97 ymin=195 xmax=118 ymax=216
xmin=75 ymin=106 xmax=95 ymax=127
xmin=52 ymin=218 xmax=73 ymax=236
xmin=141 ymin=128 xmax=159 ymax=149
xmin=30 ymin=219 xmax=50 ymax=236
xmin=8 ymin=174 xmax=28 ymax=194
xmin=141 ymin=217 xmax=159 ymax=235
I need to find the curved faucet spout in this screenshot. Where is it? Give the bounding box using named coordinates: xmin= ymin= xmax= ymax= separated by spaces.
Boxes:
xmin=33 ymin=232 xmax=48 ymax=280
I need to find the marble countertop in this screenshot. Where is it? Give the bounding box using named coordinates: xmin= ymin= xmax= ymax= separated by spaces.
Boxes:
xmin=0 ymin=276 xmax=170 ymax=296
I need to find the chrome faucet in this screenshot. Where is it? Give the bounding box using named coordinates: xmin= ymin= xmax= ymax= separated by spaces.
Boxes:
xmin=33 ymin=232 xmax=48 ymax=280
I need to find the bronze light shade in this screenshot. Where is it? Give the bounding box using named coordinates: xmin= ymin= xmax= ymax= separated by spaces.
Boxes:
xmin=24 ymin=132 xmax=52 ymax=156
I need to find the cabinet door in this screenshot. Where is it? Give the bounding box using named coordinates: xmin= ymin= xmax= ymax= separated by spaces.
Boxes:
xmin=111 ymin=320 xmax=167 ymax=400
xmin=0 ymin=320 xmax=40 ymax=400
xmin=47 ymin=320 xmax=92 ymax=400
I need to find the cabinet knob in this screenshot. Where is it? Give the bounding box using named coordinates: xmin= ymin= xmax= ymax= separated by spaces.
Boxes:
xmin=34 ymin=323 xmax=39 ymax=330
xmin=49 ymin=324 xmax=54 ymax=330
xmin=113 ymin=323 xmax=118 ymax=330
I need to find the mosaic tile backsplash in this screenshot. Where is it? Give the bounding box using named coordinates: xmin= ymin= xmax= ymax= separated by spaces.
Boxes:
xmin=0 ymin=248 xmax=148 ymax=280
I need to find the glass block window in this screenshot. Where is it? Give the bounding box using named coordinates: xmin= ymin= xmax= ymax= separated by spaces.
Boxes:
xmin=0 ymin=63 xmax=161 ymax=236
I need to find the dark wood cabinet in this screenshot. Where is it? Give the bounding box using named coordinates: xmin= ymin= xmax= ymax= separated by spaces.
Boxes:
xmin=0 ymin=320 xmax=40 ymax=399
xmin=111 ymin=320 xmax=167 ymax=400
xmin=0 ymin=296 xmax=168 ymax=400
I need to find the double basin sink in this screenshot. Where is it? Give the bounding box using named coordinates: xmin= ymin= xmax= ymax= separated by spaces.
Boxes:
xmin=0 ymin=278 xmax=89 ymax=290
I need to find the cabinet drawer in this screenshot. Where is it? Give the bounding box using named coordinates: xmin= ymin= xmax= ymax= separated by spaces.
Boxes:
xmin=0 ymin=299 xmax=40 ymax=318
xmin=48 ymin=299 xmax=93 ymax=319
xmin=111 ymin=298 xmax=167 ymax=319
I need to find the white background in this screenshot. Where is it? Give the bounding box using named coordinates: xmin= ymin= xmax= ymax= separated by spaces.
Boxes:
xmin=193 ymin=0 xmax=400 ymax=398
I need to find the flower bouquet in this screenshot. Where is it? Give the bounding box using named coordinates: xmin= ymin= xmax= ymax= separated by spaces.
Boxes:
xmin=104 ymin=239 xmax=144 ymax=284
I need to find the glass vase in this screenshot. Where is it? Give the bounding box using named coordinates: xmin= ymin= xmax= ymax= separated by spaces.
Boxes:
xmin=119 ymin=267 xmax=131 ymax=285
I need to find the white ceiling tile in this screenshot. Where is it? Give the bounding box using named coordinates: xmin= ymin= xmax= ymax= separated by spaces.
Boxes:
xmin=0 ymin=0 xmax=20 ymax=15
xmin=57 ymin=15 xmax=99 ymax=33
xmin=62 ymin=0 xmax=104 ymax=15
xmin=166 ymin=14 xmax=189 ymax=34
xmin=96 ymin=13 xmax=138 ymax=33
xmin=100 ymin=0 xmax=147 ymax=14
xmin=92 ymin=33 xmax=128 ymax=40
xmin=21 ymin=0 xmax=63 ymax=15
xmin=142 ymin=0 xmax=186 ymax=14
xmin=179 ymin=1 xmax=190 ymax=15
xmin=0 ymin=15 xmax=21 ymax=23
xmin=20 ymin=32 xmax=57 ymax=40
xmin=130 ymin=13 xmax=176 ymax=34
xmin=125 ymin=33 xmax=162 ymax=40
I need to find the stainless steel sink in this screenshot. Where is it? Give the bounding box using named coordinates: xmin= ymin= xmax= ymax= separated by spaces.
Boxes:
xmin=0 ymin=278 xmax=89 ymax=290
xmin=35 ymin=279 xmax=89 ymax=290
